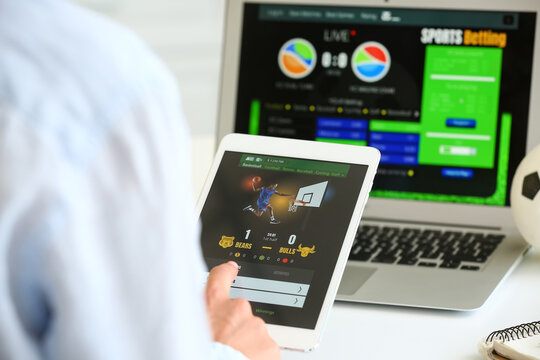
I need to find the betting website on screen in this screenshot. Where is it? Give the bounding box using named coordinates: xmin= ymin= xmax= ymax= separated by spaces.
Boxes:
xmin=200 ymin=151 xmax=367 ymax=328
xmin=234 ymin=4 xmax=536 ymax=206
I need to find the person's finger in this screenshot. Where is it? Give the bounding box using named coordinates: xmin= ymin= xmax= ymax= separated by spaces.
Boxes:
xmin=206 ymin=261 xmax=239 ymax=305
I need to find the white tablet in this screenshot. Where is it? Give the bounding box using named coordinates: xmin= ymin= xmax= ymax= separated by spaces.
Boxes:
xmin=195 ymin=134 xmax=379 ymax=351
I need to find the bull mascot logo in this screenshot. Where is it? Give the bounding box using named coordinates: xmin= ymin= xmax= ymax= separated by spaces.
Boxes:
xmin=297 ymin=244 xmax=316 ymax=257
xmin=219 ymin=236 xmax=235 ymax=249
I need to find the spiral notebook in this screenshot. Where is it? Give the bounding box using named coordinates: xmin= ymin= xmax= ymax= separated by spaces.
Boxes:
xmin=478 ymin=321 xmax=540 ymax=360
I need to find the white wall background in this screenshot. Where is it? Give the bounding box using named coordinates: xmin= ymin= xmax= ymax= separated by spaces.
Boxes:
xmin=76 ymin=0 xmax=225 ymax=136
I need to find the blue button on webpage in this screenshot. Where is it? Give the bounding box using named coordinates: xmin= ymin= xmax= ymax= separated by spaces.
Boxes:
xmin=446 ymin=118 xmax=477 ymax=128
xmin=369 ymin=132 xmax=420 ymax=144
xmin=441 ymin=168 xmax=474 ymax=179
xmin=316 ymin=129 xmax=367 ymax=140
xmin=380 ymin=154 xmax=418 ymax=165
xmin=316 ymin=118 xmax=368 ymax=130
xmin=370 ymin=142 xmax=418 ymax=154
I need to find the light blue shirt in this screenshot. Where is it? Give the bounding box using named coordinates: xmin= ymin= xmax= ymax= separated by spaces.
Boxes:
xmin=0 ymin=1 xmax=245 ymax=359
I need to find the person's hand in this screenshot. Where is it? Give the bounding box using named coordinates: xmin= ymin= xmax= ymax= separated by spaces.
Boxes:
xmin=206 ymin=261 xmax=281 ymax=360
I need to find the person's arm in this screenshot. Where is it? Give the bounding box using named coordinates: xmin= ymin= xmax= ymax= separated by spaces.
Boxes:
xmin=275 ymin=191 xmax=294 ymax=197
xmin=0 ymin=2 xmax=279 ymax=358
xmin=0 ymin=103 xmax=257 ymax=360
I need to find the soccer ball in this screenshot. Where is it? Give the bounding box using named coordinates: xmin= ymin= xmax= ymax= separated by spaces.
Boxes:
xmin=510 ymin=144 xmax=540 ymax=248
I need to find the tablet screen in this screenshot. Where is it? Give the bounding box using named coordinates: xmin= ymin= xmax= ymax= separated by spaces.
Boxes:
xmin=200 ymin=151 xmax=368 ymax=329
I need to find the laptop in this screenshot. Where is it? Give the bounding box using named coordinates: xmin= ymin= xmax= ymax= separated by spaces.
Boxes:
xmin=216 ymin=0 xmax=540 ymax=310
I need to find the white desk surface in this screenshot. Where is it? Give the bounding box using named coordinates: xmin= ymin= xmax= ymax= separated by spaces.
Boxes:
xmin=190 ymin=135 xmax=540 ymax=360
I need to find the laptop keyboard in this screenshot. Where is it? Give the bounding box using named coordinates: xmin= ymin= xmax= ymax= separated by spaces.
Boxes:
xmin=349 ymin=224 xmax=505 ymax=271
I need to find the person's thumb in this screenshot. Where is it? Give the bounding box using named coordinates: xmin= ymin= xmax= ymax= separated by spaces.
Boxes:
xmin=206 ymin=261 xmax=239 ymax=307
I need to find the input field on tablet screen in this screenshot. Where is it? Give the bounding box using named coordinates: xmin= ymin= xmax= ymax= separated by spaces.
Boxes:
xmin=205 ymin=273 xmax=311 ymax=308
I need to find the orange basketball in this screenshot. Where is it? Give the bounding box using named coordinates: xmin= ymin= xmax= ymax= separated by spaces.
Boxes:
xmin=252 ymin=176 xmax=262 ymax=183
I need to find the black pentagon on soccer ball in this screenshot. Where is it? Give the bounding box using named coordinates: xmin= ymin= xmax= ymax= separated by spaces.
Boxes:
xmin=522 ymin=172 xmax=540 ymax=200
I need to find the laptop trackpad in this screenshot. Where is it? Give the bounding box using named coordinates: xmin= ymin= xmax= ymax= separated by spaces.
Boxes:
xmin=337 ymin=266 xmax=377 ymax=295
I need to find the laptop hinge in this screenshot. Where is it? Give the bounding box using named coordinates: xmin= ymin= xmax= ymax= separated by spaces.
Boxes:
xmin=361 ymin=217 xmax=502 ymax=231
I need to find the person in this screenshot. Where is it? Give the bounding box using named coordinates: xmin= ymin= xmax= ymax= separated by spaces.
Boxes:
xmin=243 ymin=181 xmax=293 ymax=224
xmin=0 ymin=0 xmax=280 ymax=359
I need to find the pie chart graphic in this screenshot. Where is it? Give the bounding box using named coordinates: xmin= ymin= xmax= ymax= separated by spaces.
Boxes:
xmin=278 ymin=38 xmax=317 ymax=79
xmin=351 ymin=41 xmax=391 ymax=82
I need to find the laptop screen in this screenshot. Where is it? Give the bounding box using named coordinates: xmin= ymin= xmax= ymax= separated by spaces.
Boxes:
xmin=232 ymin=3 xmax=537 ymax=207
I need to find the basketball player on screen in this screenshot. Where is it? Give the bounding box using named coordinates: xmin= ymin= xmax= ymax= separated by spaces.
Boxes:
xmin=243 ymin=177 xmax=293 ymax=224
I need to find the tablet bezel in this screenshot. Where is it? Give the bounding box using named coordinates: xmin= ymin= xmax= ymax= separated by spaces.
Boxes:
xmin=195 ymin=133 xmax=380 ymax=351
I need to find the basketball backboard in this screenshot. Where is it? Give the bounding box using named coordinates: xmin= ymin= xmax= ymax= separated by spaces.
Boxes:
xmin=295 ymin=181 xmax=328 ymax=208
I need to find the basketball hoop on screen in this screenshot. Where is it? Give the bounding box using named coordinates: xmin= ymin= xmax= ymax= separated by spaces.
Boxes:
xmin=288 ymin=199 xmax=307 ymax=212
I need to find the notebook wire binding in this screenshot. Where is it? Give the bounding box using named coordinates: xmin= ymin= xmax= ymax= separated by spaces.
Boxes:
xmin=486 ymin=321 xmax=540 ymax=343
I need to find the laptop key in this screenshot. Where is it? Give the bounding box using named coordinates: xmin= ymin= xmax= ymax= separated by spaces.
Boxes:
xmin=418 ymin=262 xmax=437 ymax=267
xmin=350 ymin=245 xmax=374 ymax=261
xmin=484 ymin=234 xmax=505 ymax=244
xmin=372 ymin=256 xmax=397 ymax=264
xmin=440 ymin=260 xmax=461 ymax=269
xmin=461 ymin=265 xmax=480 ymax=271
xmin=479 ymin=249 xmax=496 ymax=258
xmin=349 ymin=250 xmax=372 ymax=261
xmin=398 ymin=257 xmax=418 ymax=265
xmin=470 ymin=256 xmax=488 ymax=263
